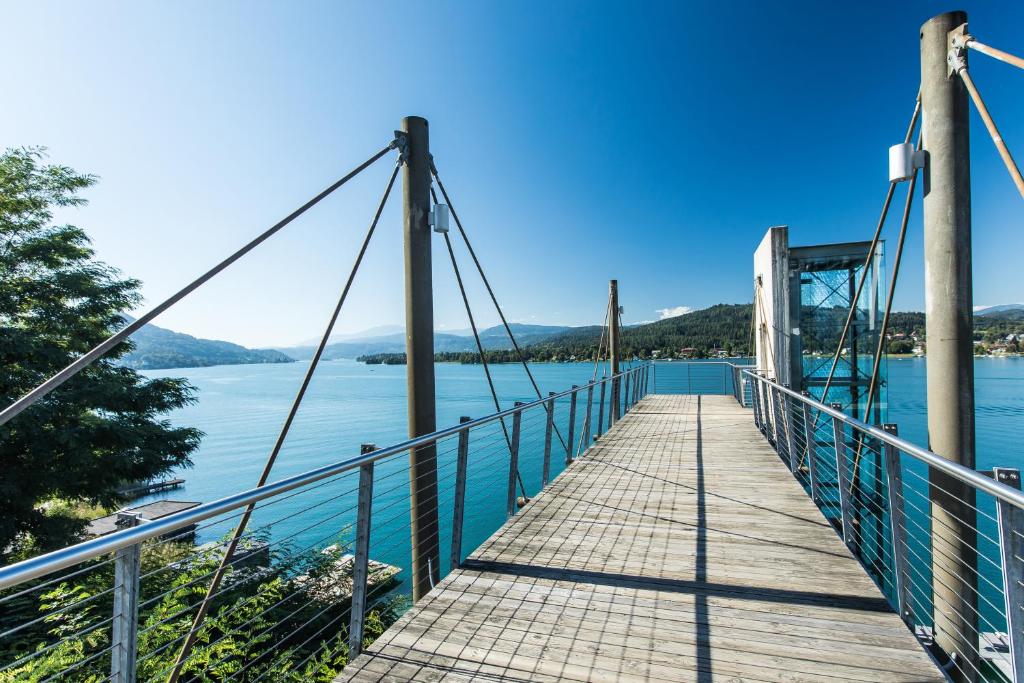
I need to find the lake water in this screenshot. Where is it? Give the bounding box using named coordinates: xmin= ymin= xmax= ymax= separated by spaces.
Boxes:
xmin=137 ymin=356 xmax=1024 ymax=629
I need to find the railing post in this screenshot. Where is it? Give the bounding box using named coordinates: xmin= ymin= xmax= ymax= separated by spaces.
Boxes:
xmin=771 ymin=386 xmax=784 ymax=454
xmin=111 ymin=512 xmax=142 ymax=683
xmin=566 ymin=388 xmax=578 ymax=465
xmin=759 ymin=375 xmax=770 ymax=435
xmin=349 ymin=444 xmax=375 ymax=657
xmin=584 ymin=382 xmax=595 ymax=448
xmin=450 ymin=421 xmax=470 ymax=570
xmin=882 ymin=424 xmax=911 ymax=625
xmin=506 ymin=403 xmax=523 ymax=517
xmin=542 ymin=393 xmax=555 ymax=484
xmin=596 ymin=380 xmax=606 ymax=438
xmin=653 ymin=362 xmax=657 ymax=394
xmin=994 ymin=466 xmax=1024 ymax=683
xmin=623 ymin=373 xmax=631 ymax=414
xmin=783 ymin=393 xmax=799 ymax=474
xmin=750 ymin=374 xmax=762 ymax=430
xmin=608 ymin=375 xmax=616 ymax=429
xmin=831 ymin=404 xmax=855 ymax=551
xmin=801 ymin=393 xmax=820 ymax=503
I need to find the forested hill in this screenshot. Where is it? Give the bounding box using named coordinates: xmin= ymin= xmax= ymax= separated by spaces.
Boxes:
xmin=530 ymin=304 xmax=754 ymax=359
xmin=119 ymin=321 xmax=295 ymax=370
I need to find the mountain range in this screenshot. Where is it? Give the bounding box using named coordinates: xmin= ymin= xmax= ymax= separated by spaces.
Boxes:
xmin=117 ymin=303 xmax=1024 ymax=370
xmin=275 ymin=324 xmax=573 ymax=360
xmin=118 ymin=320 xmax=574 ymax=370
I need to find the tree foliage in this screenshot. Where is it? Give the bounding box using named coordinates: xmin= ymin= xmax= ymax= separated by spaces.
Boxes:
xmin=0 ymin=148 xmax=201 ymax=553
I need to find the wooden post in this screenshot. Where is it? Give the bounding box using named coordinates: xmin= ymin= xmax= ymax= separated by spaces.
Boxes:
xmin=609 ymin=280 xmax=620 ymax=422
xmin=921 ymin=13 xmax=978 ymax=678
xmin=401 ymin=115 xmax=439 ymax=601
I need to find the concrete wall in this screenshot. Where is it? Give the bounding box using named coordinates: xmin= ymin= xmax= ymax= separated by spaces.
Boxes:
xmin=753 ymin=226 xmax=791 ymax=386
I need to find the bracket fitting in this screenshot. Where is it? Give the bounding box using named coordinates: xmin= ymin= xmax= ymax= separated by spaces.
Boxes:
xmin=947 ymin=22 xmax=969 ymax=77
xmin=391 ymin=130 xmax=409 ymax=163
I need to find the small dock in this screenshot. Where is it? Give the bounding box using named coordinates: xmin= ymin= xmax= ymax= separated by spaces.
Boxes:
xmin=85 ymin=500 xmax=200 ymax=538
xmin=340 ymin=394 xmax=943 ymax=682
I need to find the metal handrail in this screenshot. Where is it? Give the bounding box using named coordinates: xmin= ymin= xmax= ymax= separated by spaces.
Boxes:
xmin=0 ymin=364 xmax=649 ymax=590
xmin=740 ymin=368 xmax=1024 ymax=511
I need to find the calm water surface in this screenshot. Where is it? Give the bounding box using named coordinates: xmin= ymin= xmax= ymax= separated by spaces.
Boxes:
xmin=138 ymin=357 xmax=1024 ymax=613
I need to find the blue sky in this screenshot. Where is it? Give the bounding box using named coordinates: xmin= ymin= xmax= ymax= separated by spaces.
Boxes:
xmin=3 ymin=1 xmax=1023 ymax=347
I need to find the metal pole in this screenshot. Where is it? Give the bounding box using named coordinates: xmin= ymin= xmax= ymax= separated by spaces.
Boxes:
xmin=831 ymin=404 xmax=855 ymax=552
xmin=401 ymin=115 xmax=439 ymax=601
xmin=450 ymin=420 xmax=470 ymax=570
xmin=584 ymin=383 xmax=595 ymax=448
xmin=882 ymin=425 xmax=911 ymax=625
xmin=751 ymin=374 xmax=762 ymax=430
xmin=349 ymin=445 xmax=375 ymax=657
xmin=507 ymin=403 xmax=523 ymax=517
xmin=801 ymin=395 xmax=820 ymax=503
xmin=618 ymin=370 xmax=626 ymax=413
xmin=993 ymin=467 xmax=1024 ymax=683
xmin=111 ymin=512 xmax=142 ymax=683
xmin=609 ymin=280 xmax=620 ymax=421
xmin=783 ymin=394 xmax=799 ymax=474
xmin=542 ymin=393 xmax=555 ymax=485
xmin=566 ymin=387 xmax=578 ymax=465
xmin=596 ymin=380 xmax=606 ymax=438
xmin=921 ymin=13 xmax=978 ymax=678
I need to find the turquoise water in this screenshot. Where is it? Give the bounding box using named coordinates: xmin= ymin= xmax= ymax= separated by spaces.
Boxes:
xmin=137 ymin=359 xmax=627 ymax=591
xmin=138 ymin=357 xmax=1024 ymax=622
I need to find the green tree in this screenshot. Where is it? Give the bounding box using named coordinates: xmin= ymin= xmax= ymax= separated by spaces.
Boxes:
xmin=0 ymin=148 xmax=201 ymax=553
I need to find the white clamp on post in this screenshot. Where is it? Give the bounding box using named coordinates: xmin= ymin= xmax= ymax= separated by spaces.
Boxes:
xmin=430 ymin=203 xmax=450 ymax=233
xmin=888 ymin=142 xmax=925 ymax=183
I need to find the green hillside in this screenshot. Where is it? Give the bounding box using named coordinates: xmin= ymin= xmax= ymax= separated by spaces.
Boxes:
xmin=120 ymin=322 xmax=295 ymax=370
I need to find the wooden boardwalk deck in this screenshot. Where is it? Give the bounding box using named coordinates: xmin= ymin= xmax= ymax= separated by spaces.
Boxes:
xmin=339 ymin=394 xmax=943 ymax=682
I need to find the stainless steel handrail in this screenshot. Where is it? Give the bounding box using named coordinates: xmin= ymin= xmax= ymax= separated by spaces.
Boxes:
xmin=0 ymin=365 xmax=648 ymax=589
xmin=740 ymin=367 xmax=1024 ymax=511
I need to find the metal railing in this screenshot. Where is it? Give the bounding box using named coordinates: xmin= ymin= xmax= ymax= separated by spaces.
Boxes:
xmin=650 ymin=360 xmax=753 ymax=405
xmin=741 ymin=367 xmax=1024 ymax=683
xmin=0 ymin=365 xmax=650 ymax=682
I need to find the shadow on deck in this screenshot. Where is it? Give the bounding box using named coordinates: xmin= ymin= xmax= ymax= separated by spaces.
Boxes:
xmin=338 ymin=395 xmax=943 ymax=682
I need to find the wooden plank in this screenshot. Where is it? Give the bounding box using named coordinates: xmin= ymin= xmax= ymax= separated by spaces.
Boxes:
xmin=339 ymin=394 xmax=943 ymax=682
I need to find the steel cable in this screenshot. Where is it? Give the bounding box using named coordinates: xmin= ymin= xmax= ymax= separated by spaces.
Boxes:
xmin=0 ymin=139 xmax=399 ymax=427
xmin=166 ymin=160 xmax=401 ymax=683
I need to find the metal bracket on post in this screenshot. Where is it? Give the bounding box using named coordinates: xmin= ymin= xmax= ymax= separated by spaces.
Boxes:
xmin=994 ymin=466 xmax=1024 ymax=683
xmin=542 ymin=393 xmax=555 ymax=485
xmin=596 ymin=380 xmax=606 ymax=438
xmin=947 ymin=22 xmax=969 ymax=78
xmin=349 ymin=445 xmax=376 ymax=658
xmin=882 ymin=424 xmax=911 ymax=625
xmin=450 ymin=420 xmax=470 ymax=570
xmin=111 ymin=512 xmax=142 ymax=683
xmin=831 ymin=404 xmax=856 ymax=551
xmin=801 ymin=393 xmax=821 ymax=503
xmin=506 ymin=404 xmax=523 ymax=518
xmin=566 ymin=388 xmax=578 ymax=465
